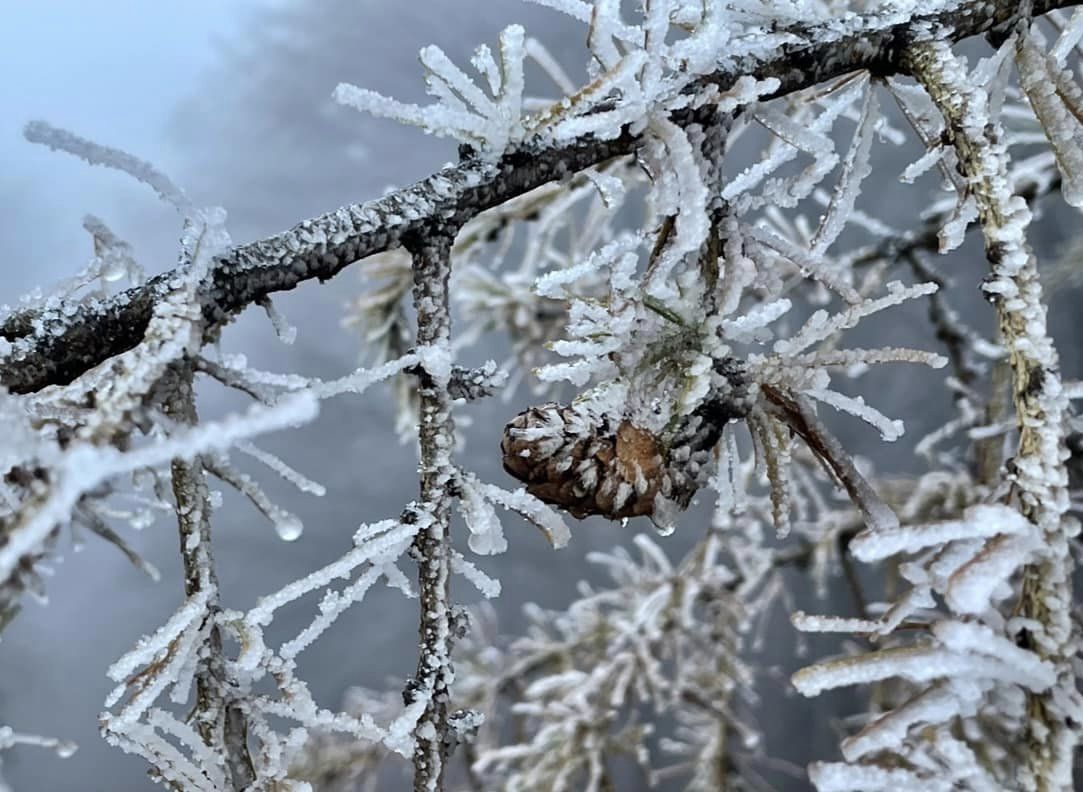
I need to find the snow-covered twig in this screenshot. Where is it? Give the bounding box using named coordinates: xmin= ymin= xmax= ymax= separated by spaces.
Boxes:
xmin=908 ymin=35 xmax=1080 ymax=790
xmin=404 ymin=225 xmax=461 ymax=792
xmin=164 ymin=367 xmax=255 ymax=788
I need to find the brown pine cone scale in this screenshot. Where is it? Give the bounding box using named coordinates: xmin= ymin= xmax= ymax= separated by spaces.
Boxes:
xmin=501 ymin=403 xmax=669 ymax=520
xmin=502 ymin=360 xmax=750 ymax=523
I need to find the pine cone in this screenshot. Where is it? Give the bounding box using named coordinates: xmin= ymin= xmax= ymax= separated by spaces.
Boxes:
xmin=501 ymin=369 xmax=749 ymax=522
xmin=502 ymin=404 xmax=666 ymax=520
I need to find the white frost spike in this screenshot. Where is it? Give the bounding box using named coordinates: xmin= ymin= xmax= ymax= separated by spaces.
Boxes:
xmin=938 ymin=194 xmax=979 ymax=253
xmin=0 ymin=393 xmax=318 ymax=587
xmin=534 ymin=236 xmax=635 ymax=298
xmin=236 ymin=441 xmax=326 ymax=496
xmin=259 ymin=296 xmax=297 ymax=345
xmin=840 ymin=682 xmax=971 ymax=761
xmin=335 ymin=25 xmax=527 ymax=157
xmin=586 ymin=0 xmax=624 ymax=70
xmin=107 ymin=590 xmax=212 ymax=683
xmin=809 ymin=762 xmax=945 ymax=792
xmin=310 ymin=354 xmax=420 ymax=399
xmin=181 ymin=207 xmax=231 ymax=280
xmin=644 ymin=116 xmax=710 ymax=299
xmin=457 ymin=473 xmax=509 ymax=555
xmin=806 ymin=388 xmax=904 ymax=441
xmin=239 ymin=519 xmax=418 ymax=669
xmin=747 ymin=225 xmax=861 ymax=304
xmin=23 ymin=121 xmax=191 ymax=211
xmin=774 ymin=281 xmax=938 ymax=357
xmin=244 ymin=519 xmax=413 ymax=630
xmin=83 ymin=215 xmax=144 ymax=286
xmin=421 ymin=44 xmax=496 ymax=119
xmin=476 ymin=481 xmax=571 ymax=548
xmin=471 ymin=44 xmax=502 ymax=97
xmin=1017 ymin=30 xmax=1083 ymax=208
xmin=849 ymin=503 xmax=1033 ymax=563
xmin=932 ymin=620 xmax=1055 ymax=689
xmin=719 ymin=298 xmax=792 ymax=342
xmin=946 ymin=531 xmax=1043 ymax=614
xmin=451 ymin=551 xmax=502 ymax=598
xmin=810 ymin=86 xmax=879 ymax=257
xmin=900 ymin=144 xmax=945 ymax=184
xmin=793 ymin=644 xmax=1051 ymax=698
xmin=1052 ymin=8 xmax=1083 ymax=65
xmin=497 ymin=25 xmax=526 ymax=131
xmin=725 ymin=77 xmax=859 ymax=212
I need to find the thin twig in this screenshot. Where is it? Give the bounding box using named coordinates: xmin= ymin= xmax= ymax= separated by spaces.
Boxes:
xmin=404 ymin=224 xmax=460 ymax=792
xmin=909 ymin=37 xmax=1077 ymax=789
xmin=163 ymin=365 xmax=255 ymax=790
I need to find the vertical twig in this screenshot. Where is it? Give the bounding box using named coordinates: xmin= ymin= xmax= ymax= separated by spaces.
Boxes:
xmin=163 ymin=365 xmax=255 ymax=790
xmin=697 ymin=108 xmax=734 ymax=304
xmin=909 ymin=38 xmax=1077 ymax=790
xmin=405 ymin=224 xmax=460 ymax=792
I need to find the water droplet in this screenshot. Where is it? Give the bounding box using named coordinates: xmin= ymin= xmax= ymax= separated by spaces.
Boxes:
xmin=649 ymin=497 xmax=679 ymax=536
xmin=275 ymin=515 xmax=303 ymax=542
xmin=100 ymin=257 xmax=127 ymax=283
xmin=55 ymin=741 xmax=78 ymax=759
xmin=653 ymin=521 xmax=675 ymax=537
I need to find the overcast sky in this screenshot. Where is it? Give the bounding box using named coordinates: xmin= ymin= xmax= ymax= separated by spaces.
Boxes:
xmin=0 ymin=3 xmax=269 ymax=300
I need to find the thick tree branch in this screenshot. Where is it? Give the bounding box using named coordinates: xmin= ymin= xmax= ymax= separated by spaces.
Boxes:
xmin=0 ymin=0 xmax=1073 ymax=397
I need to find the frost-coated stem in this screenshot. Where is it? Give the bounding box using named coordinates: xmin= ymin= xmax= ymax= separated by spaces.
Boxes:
xmin=163 ymin=367 xmax=255 ymax=790
xmin=406 ymin=226 xmax=458 ymax=792
xmin=908 ymin=40 xmax=1079 ymax=791
xmin=2 ymin=0 xmax=1076 ymax=397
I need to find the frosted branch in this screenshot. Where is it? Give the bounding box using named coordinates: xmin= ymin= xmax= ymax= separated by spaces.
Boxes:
xmin=1 ymin=0 xmax=1068 ymax=396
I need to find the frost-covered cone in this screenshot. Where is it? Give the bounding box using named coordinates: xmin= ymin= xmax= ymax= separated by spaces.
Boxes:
xmin=502 ymin=377 xmax=748 ymax=522
xmin=502 ymin=403 xmax=666 ymax=520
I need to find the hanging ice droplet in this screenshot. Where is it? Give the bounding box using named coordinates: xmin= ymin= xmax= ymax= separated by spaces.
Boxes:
xmin=129 ymin=510 xmax=154 ymax=531
xmin=650 ymin=496 xmax=680 ymax=537
xmin=99 ymin=254 xmax=127 ymax=283
xmin=275 ymin=514 xmax=304 ymax=542
xmin=55 ymin=741 xmax=78 ymax=759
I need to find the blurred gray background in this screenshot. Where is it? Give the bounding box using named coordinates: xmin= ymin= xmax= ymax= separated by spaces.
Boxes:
xmin=2 ymin=3 xmax=1081 ymax=790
